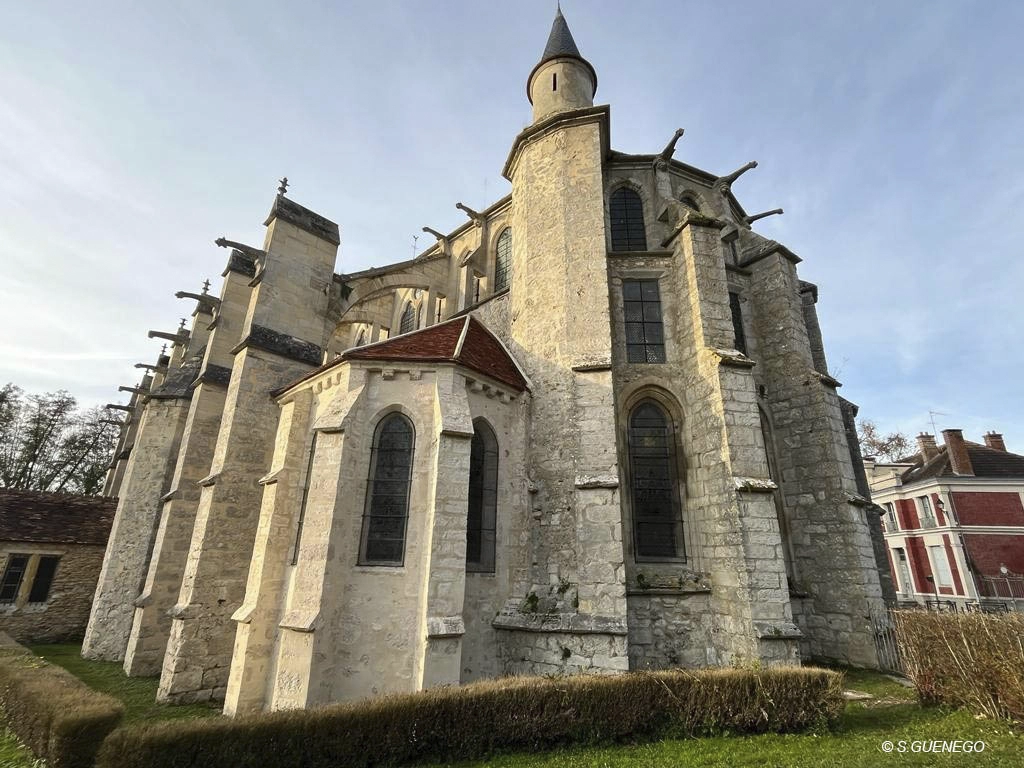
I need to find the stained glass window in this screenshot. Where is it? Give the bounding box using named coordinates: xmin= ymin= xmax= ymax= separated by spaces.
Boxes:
xmin=399 ymin=303 xmax=418 ymax=335
xmin=629 ymin=402 xmax=684 ymax=560
xmin=610 ymin=188 xmax=648 ymax=251
xmin=494 ymin=228 xmax=512 ymax=293
xmin=359 ymin=414 xmax=415 ymax=565
xmin=467 ymin=420 xmax=498 ymax=573
xmin=623 ymin=279 xmax=666 ymax=363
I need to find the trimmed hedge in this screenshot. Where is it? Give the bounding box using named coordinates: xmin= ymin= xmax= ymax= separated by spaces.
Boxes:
xmin=0 ymin=635 xmax=124 ymax=768
xmin=97 ymin=666 xmax=842 ymax=768
xmin=893 ymin=610 xmax=1024 ymax=722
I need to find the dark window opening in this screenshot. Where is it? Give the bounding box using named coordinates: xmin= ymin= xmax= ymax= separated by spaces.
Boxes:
xmin=494 ymin=228 xmax=512 ymax=293
xmin=435 ymin=298 xmax=444 ymax=324
xmin=467 ymin=420 xmax=498 ymax=573
xmin=628 ymin=402 xmax=684 ymax=560
xmin=291 ymin=433 xmax=319 ymax=565
xmin=473 ymin=276 xmax=481 ymax=305
xmin=359 ymin=414 xmax=415 ymax=566
xmin=729 ymin=292 xmax=747 ymax=354
xmin=552 ymin=72 xmax=557 ymax=91
xmin=623 ymin=279 xmax=666 ymax=363
xmin=0 ymin=554 xmax=29 ymax=603
xmin=399 ymin=303 xmax=418 ymax=335
xmin=27 ymin=556 xmax=59 ymax=603
xmin=680 ymin=195 xmax=700 ymax=211
xmin=609 ymin=188 xmax=648 ymax=251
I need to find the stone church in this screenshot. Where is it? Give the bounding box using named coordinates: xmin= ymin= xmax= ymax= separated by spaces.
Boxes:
xmin=85 ymin=9 xmax=889 ymax=714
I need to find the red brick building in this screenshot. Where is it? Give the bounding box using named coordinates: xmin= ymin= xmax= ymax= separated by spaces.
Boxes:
xmin=865 ymin=429 xmax=1024 ymax=608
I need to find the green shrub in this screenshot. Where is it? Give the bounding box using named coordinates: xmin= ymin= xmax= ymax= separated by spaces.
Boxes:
xmin=892 ymin=610 xmax=1024 ymax=722
xmin=97 ymin=666 xmax=842 ymax=768
xmin=0 ymin=637 xmax=123 ymax=768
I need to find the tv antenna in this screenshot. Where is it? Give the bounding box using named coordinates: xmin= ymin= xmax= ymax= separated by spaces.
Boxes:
xmin=928 ymin=410 xmax=948 ymax=436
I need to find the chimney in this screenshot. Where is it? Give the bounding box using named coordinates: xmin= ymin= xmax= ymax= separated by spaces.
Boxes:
xmin=983 ymin=432 xmax=1007 ymax=452
xmin=942 ymin=429 xmax=974 ymax=476
xmin=917 ymin=433 xmax=940 ymax=462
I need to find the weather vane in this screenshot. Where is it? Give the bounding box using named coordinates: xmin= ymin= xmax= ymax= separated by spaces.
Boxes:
xmin=278 ymin=176 xmax=289 ymax=195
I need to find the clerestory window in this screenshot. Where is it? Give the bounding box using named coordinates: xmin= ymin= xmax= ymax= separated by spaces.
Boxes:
xmin=610 ymin=188 xmax=648 ymax=251
xmin=399 ymin=303 xmax=418 ymax=335
xmin=494 ymin=228 xmax=512 ymax=293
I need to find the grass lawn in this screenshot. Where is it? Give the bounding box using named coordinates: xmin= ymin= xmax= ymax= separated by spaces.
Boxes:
xmin=0 ymin=727 xmax=41 ymax=768
xmin=28 ymin=643 xmax=219 ymax=725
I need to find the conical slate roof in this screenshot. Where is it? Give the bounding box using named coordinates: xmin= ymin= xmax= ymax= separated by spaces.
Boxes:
xmin=528 ymin=7 xmax=597 ymax=101
xmin=541 ymin=8 xmax=583 ymax=60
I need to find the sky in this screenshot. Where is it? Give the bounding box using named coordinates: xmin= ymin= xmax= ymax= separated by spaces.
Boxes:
xmin=1 ymin=0 xmax=1022 ymax=446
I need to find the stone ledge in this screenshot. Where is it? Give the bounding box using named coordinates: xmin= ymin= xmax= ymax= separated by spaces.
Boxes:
xmin=279 ymin=609 xmax=320 ymax=633
xmin=194 ymin=363 xmax=232 ymax=388
xmin=571 ymin=362 xmax=613 ymax=373
xmin=754 ymin=620 xmax=803 ymax=640
xmin=231 ymin=324 xmax=323 ymax=367
xmin=713 ymin=348 xmax=757 ymax=369
xmin=626 ymin=587 xmax=711 ymax=597
xmin=493 ymin=611 xmax=628 ymax=636
xmin=733 ymin=476 xmax=778 ymax=493
xmin=426 ymin=616 xmax=465 ymax=639
xmin=811 ymin=370 xmax=842 ymax=388
xmin=575 ymin=474 xmax=619 ymax=490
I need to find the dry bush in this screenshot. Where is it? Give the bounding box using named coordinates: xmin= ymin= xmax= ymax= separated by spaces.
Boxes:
xmin=97 ymin=666 xmax=842 ymax=768
xmin=0 ymin=638 xmax=124 ymax=768
xmin=892 ymin=610 xmax=1024 ymax=722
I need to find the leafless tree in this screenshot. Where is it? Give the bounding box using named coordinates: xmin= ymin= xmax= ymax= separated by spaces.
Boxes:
xmin=858 ymin=419 xmax=912 ymax=462
xmin=0 ymin=384 xmax=120 ymax=495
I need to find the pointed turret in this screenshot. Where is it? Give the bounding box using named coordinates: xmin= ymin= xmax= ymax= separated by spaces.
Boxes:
xmin=527 ymin=7 xmax=597 ymax=123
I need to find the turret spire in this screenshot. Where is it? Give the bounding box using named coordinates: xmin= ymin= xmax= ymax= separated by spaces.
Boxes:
xmin=527 ymin=7 xmax=597 ymax=119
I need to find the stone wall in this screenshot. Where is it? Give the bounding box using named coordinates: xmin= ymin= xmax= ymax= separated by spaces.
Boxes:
xmin=1 ymin=544 xmax=106 ymax=644
xmin=626 ymin=590 xmax=713 ymax=670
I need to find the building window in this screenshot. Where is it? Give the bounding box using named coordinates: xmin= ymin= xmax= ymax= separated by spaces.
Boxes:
xmin=918 ymin=495 xmax=935 ymax=527
xmin=435 ymin=297 xmax=445 ymax=325
xmin=680 ymin=195 xmax=700 ymax=212
xmin=355 ymin=329 xmax=366 ymax=347
xmin=359 ymin=414 xmax=415 ymax=566
xmin=623 ymin=279 xmax=666 ymax=363
xmin=0 ymin=554 xmax=29 ymax=603
xmin=884 ymin=502 xmax=898 ymax=532
xmin=467 ymin=419 xmax=498 ymax=573
xmin=609 ymin=187 xmax=648 ymax=251
xmin=399 ymin=303 xmax=418 ymax=335
xmin=494 ymin=228 xmax=512 ymax=293
xmin=291 ymin=434 xmax=319 ymax=566
xmin=27 ymin=556 xmax=59 ymax=603
xmin=929 ymin=545 xmax=953 ymax=587
xmin=729 ymin=292 xmax=747 ymax=355
xmin=628 ymin=401 xmax=684 ymax=561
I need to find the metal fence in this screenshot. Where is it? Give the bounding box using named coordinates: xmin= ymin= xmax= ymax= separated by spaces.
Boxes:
xmin=870 ymin=607 xmax=904 ymax=673
xmin=977 ymin=575 xmax=1024 ymax=600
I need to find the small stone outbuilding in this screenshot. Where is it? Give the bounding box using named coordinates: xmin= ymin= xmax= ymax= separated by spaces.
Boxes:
xmin=0 ymin=489 xmax=116 ymax=643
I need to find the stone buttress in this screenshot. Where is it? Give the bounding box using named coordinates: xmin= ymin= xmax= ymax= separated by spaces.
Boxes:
xmin=122 ymin=261 xmax=254 ymax=676
xmin=157 ymin=195 xmax=339 ymax=703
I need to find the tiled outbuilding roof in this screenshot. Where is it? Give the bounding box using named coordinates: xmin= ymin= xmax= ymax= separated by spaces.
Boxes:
xmin=901 ymin=443 xmax=1024 ymax=483
xmin=0 ymin=489 xmax=116 ymax=546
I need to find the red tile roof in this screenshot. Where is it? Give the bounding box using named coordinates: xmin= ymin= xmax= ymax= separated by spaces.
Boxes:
xmin=0 ymin=489 xmax=116 ymax=546
xmin=901 ymin=442 xmax=1024 ymax=483
xmin=346 ymin=316 xmax=529 ymax=392
xmin=277 ymin=316 xmax=529 ymax=395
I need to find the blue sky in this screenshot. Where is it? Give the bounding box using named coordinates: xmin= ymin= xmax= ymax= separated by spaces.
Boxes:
xmin=1 ymin=1 xmax=1021 ymax=446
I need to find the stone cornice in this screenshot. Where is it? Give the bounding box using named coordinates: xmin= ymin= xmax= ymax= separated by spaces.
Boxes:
xmin=264 ymin=194 xmax=340 ymax=246
xmin=503 ymin=104 xmax=610 ymax=181
xmin=738 ymin=240 xmax=802 ymax=268
xmin=231 ymin=323 xmax=323 ymax=367
xmin=493 ymin=611 xmax=628 ymax=636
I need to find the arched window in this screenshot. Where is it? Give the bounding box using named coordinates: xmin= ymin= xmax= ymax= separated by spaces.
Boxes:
xmin=628 ymin=401 xmax=684 ymax=560
xmin=355 ymin=329 xmax=366 ymax=347
xmin=467 ymin=419 xmax=498 ymax=573
xmin=494 ymin=228 xmax=512 ymax=293
xmin=680 ymin=195 xmax=701 ymax=212
xmin=399 ymin=303 xmax=418 ymax=335
xmin=359 ymin=414 xmax=415 ymax=565
xmin=610 ymin=187 xmax=648 ymax=252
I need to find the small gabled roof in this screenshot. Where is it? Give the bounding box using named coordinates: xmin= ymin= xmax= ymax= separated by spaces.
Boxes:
xmin=278 ymin=316 xmax=529 ymax=396
xmin=0 ymin=489 xmax=116 ymax=546
xmin=346 ymin=316 xmax=529 ymax=392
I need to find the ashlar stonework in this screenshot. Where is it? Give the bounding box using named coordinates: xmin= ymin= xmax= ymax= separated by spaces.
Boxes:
xmin=85 ymin=8 xmax=886 ymax=713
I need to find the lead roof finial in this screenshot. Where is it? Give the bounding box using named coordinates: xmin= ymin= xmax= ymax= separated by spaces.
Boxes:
xmin=277 ymin=176 xmax=289 ymax=195
xmin=202 ymin=279 xmax=211 ymax=294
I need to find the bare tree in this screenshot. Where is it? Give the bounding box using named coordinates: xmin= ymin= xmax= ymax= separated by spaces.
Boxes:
xmin=858 ymin=419 xmax=912 ymax=462
xmin=0 ymin=384 xmax=121 ymax=495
